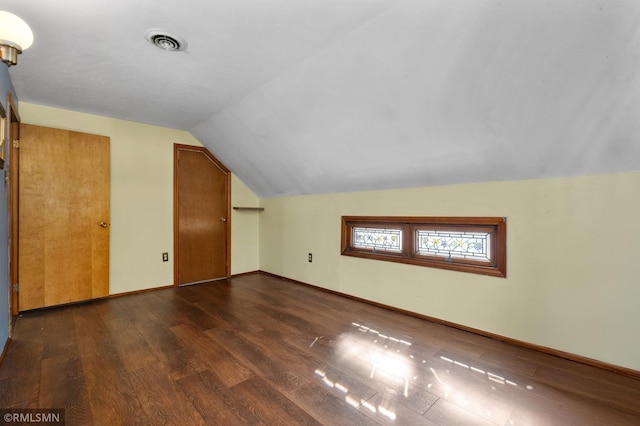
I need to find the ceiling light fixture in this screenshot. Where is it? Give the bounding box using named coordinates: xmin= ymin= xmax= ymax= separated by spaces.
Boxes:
xmin=144 ymin=29 xmax=187 ymax=52
xmin=0 ymin=11 xmax=33 ymax=66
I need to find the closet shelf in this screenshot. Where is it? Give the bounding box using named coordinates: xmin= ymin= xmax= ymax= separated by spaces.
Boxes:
xmin=233 ymin=207 xmax=264 ymax=212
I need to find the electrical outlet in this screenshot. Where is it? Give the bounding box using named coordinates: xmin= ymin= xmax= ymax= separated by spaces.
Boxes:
xmin=162 ymin=252 xmax=169 ymax=262
xmin=308 ymin=253 xmax=312 ymax=263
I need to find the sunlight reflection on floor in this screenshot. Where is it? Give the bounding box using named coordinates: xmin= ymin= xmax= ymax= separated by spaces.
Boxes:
xmin=311 ymin=321 xmax=540 ymax=424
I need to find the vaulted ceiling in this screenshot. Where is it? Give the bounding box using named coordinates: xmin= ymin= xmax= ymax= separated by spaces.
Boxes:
xmin=6 ymin=0 xmax=640 ymax=197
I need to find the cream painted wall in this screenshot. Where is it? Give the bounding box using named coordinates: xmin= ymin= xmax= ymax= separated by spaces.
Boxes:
xmin=231 ymin=174 xmax=260 ymax=274
xmin=259 ymin=172 xmax=640 ymax=371
xmin=19 ymin=103 xmax=259 ymax=294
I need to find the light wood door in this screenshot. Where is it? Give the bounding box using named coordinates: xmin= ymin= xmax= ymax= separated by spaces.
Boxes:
xmin=19 ymin=124 xmax=110 ymax=310
xmin=174 ymin=144 xmax=230 ymax=285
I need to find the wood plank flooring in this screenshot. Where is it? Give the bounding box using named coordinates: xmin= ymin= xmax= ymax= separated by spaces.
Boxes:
xmin=1 ymin=273 xmax=639 ymax=425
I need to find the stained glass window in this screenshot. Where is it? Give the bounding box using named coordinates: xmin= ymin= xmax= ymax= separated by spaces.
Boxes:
xmin=341 ymin=216 xmax=506 ymax=277
xmin=416 ymin=230 xmax=491 ymax=262
xmin=352 ymin=227 xmax=402 ymax=252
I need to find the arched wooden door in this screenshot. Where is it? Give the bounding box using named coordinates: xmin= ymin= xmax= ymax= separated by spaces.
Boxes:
xmin=174 ymin=144 xmax=230 ymax=285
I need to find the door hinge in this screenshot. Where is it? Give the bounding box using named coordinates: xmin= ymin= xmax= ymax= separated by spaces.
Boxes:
xmin=13 ymin=139 xmax=19 ymax=149
xmin=13 ymin=283 xmax=18 ymax=292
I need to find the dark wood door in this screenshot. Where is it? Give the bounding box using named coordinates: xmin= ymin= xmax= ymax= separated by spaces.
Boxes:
xmin=19 ymin=124 xmax=110 ymax=310
xmin=6 ymin=94 xmax=20 ymax=315
xmin=174 ymin=144 xmax=230 ymax=285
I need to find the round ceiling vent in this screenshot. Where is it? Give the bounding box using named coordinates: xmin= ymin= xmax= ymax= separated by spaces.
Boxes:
xmin=144 ymin=29 xmax=187 ymax=52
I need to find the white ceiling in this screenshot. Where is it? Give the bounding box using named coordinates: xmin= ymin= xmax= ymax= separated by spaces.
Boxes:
xmin=5 ymin=0 xmax=640 ymax=197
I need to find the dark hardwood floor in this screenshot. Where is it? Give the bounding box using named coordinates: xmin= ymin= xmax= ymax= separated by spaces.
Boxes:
xmin=1 ymin=273 xmax=639 ymax=425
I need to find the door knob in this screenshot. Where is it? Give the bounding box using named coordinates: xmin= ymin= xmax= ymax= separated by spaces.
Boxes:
xmin=219 ymin=217 xmax=227 ymax=222
xmin=100 ymin=222 xmax=108 ymax=228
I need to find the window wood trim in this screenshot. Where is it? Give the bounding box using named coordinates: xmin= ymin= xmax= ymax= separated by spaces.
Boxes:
xmin=341 ymin=216 xmax=506 ymax=278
